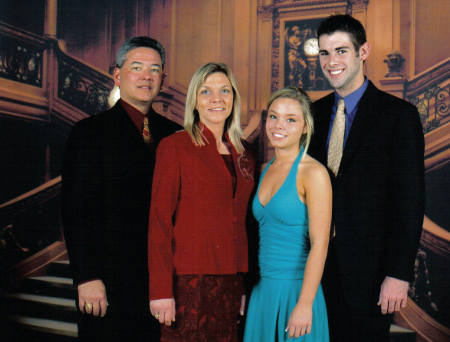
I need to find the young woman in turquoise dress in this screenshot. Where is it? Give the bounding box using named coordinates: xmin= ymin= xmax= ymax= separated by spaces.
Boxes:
xmin=244 ymin=87 xmax=332 ymax=341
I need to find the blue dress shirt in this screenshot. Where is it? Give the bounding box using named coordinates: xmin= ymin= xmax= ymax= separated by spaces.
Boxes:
xmin=326 ymin=78 xmax=369 ymax=148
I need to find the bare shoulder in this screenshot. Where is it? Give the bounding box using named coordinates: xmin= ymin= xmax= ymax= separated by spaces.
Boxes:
xmin=297 ymin=154 xmax=331 ymax=195
xmin=299 ymin=153 xmax=329 ymax=180
xmin=296 ymin=153 xmax=331 ymax=199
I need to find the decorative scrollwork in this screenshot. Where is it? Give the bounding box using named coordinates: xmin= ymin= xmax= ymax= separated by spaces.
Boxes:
xmin=0 ymin=35 xmax=43 ymax=87
xmin=58 ymin=58 xmax=112 ymax=115
xmin=436 ymin=86 xmax=449 ymax=117
xmin=405 ymin=59 xmax=449 ymax=134
xmin=406 ymin=82 xmax=449 ymax=134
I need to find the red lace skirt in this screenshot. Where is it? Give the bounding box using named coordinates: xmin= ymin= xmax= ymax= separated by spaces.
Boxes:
xmin=160 ymin=274 xmax=243 ymax=342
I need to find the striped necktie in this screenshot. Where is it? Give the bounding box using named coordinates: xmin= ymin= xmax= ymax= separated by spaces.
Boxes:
xmin=327 ymin=99 xmax=346 ymax=176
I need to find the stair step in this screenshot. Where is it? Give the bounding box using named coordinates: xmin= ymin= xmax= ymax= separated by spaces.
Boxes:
xmin=8 ymin=328 xmax=77 ymax=342
xmin=390 ymin=324 xmax=415 ymax=333
xmin=46 ymin=260 xmax=73 ymax=278
xmin=6 ymin=293 xmax=77 ymax=322
xmin=8 ymin=293 xmax=76 ymax=307
xmin=10 ymin=315 xmax=78 ymax=337
xmin=53 ymin=260 xmax=70 ymax=265
xmin=390 ymin=324 xmax=416 ymax=342
xmin=30 ymin=275 xmax=73 ymax=285
xmin=22 ymin=276 xmax=76 ymax=298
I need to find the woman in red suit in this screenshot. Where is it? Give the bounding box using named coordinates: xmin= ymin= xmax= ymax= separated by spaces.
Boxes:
xmin=148 ymin=62 xmax=255 ymax=341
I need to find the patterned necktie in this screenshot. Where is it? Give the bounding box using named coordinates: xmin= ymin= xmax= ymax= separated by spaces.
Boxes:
xmin=142 ymin=117 xmax=152 ymax=144
xmin=327 ymin=99 xmax=346 ymax=176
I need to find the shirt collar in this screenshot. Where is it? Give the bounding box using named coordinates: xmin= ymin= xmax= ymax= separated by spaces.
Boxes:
xmin=119 ymin=99 xmax=151 ymax=130
xmin=334 ymin=77 xmax=369 ymax=115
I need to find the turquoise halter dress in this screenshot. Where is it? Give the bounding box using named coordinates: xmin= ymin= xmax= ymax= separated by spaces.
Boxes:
xmin=244 ymin=148 xmax=329 ymax=341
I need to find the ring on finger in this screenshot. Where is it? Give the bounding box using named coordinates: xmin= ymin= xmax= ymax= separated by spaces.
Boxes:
xmin=85 ymin=303 xmax=93 ymax=310
xmin=154 ymin=313 xmax=160 ymax=319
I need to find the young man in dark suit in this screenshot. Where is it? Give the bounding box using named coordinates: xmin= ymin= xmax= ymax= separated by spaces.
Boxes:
xmin=309 ymin=15 xmax=425 ymax=341
xmin=62 ymin=36 xmax=181 ymax=341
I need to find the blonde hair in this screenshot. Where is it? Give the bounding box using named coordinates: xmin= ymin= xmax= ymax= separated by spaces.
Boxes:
xmin=184 ymin=62 xmax=244 ymax=153
xmin=267 ymin=87 xmax=314 ymax=154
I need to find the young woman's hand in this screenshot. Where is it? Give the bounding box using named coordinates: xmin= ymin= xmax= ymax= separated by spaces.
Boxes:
xmin=285 ymin=303 xmax=312 ymax=338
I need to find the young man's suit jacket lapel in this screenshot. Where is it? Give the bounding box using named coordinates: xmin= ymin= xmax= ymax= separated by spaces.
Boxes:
xmin=338 ymin=82 xmax=378 ymax=178
xmin=311 ymin=81 xmax=379 ymax=179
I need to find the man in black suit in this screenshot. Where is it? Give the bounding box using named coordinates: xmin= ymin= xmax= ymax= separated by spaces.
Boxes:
xmin=309 ymin=15 xmax=424 ymax=341
xmin=62 ymin=36 xmax=181 ymax=341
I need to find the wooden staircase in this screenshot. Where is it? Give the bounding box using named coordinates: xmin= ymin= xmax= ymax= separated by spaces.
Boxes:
xmin=4 ymin=259 xmax=78 ymax=341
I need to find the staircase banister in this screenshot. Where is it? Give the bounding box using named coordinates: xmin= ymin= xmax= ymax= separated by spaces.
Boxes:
xmin=0 ymin=20 xmax=49 ymax=46
xmin=1 ymin=20 xmax=114 ymax=84
xmin=0 ymin=176 xmax=61 ymax=212
xmin=405 ymin=58 xmax=450 ymax=96
xmin=55 ymin=40 xmax=114 ymax=86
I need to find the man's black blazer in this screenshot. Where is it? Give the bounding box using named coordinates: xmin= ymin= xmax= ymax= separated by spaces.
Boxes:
xmin=62 ymin=101 xmax=181 ymax=314
xmin=309 ymin=81 xmax=425 ymax=314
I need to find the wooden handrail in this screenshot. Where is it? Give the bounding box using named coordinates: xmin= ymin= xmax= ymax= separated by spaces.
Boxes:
xmin=405 ymin=58 xmax=450 ymax=95
xmin=0 ymin=176 xmax=61 ymax=210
